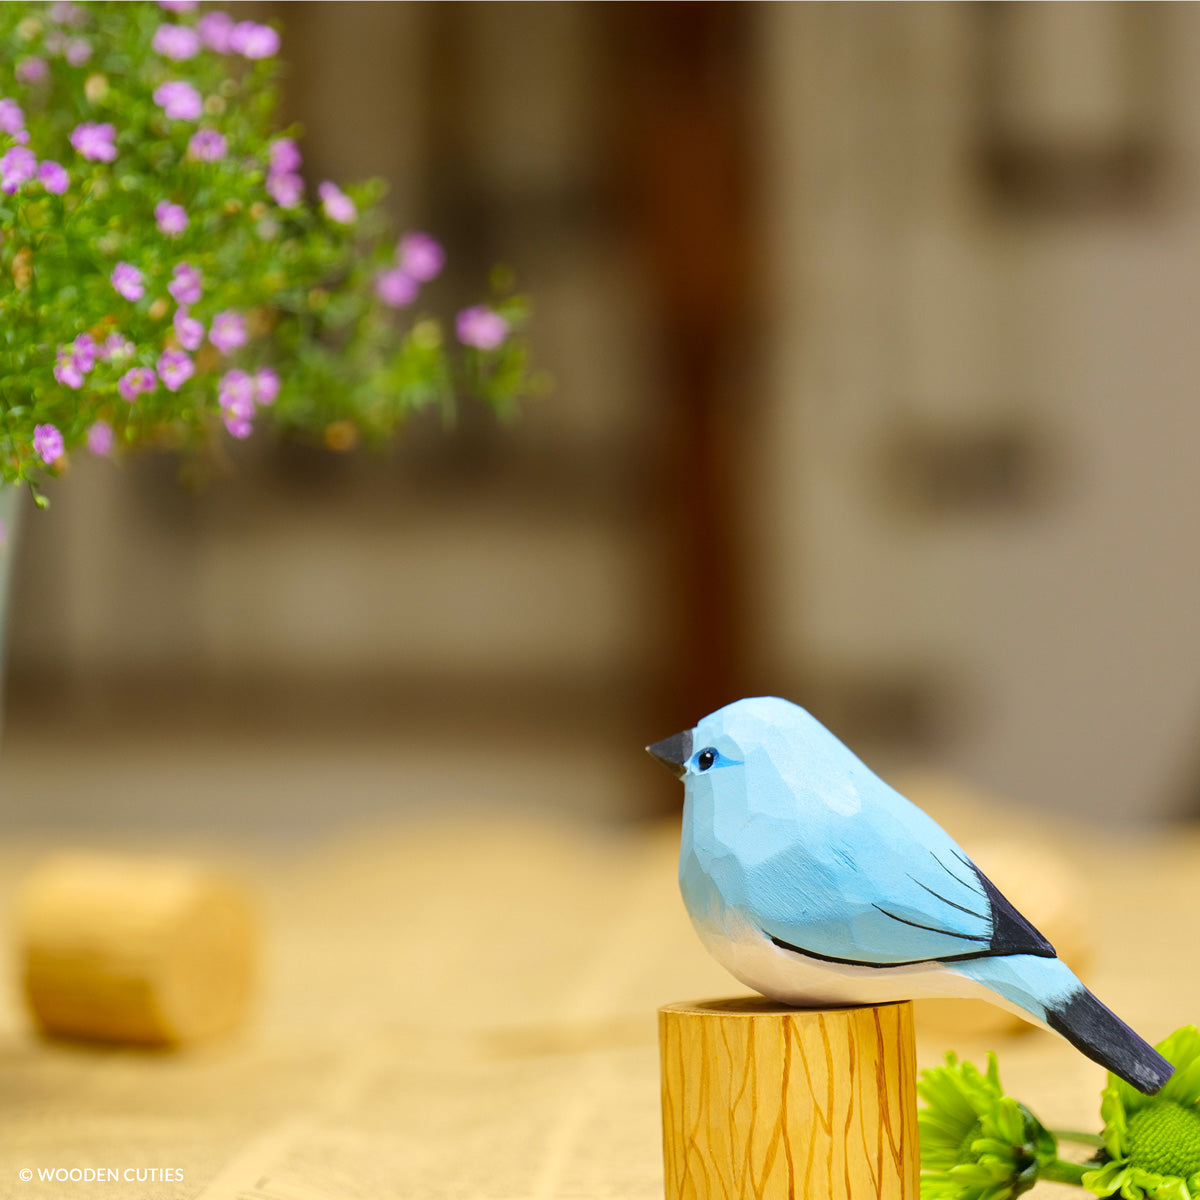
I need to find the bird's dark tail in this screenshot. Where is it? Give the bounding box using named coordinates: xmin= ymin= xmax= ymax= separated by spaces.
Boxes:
xmin=1047 ymin=987 xmax=1173 ymax=1095
xmin=961 ymin=954 xmax=1171 ymax=1095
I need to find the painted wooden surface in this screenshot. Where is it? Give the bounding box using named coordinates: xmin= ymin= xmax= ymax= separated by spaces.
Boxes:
xmin=659 ymin=997 xmax=919 ymax=1200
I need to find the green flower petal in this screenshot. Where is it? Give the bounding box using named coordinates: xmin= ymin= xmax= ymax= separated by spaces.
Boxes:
xmin=919 ymin=1051 xmax=1054 ymax=1200
xmin=972 ymin=1139 xmax=1017 ymax=1158
xmin=1095 ymin=1025 xmax=1200 ymax=1200
xmin=992 ymin=1099 xmax=1025 ymax=1145
xmin=1084 ymin=1159 xmax=1130 ymax=1193
xmin=949 ymin=1164 xmax=998 ymax=1185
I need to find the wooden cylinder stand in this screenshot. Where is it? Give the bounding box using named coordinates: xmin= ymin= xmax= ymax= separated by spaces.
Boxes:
xmin=659 ymin=997 xmax=919 ymax=1200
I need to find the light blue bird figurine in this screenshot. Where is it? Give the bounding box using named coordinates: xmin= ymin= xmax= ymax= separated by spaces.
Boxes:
xmin=647 ymin=696 xmax=1172 ymax=1094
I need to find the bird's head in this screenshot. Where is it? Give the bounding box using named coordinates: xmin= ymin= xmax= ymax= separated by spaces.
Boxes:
xmin=646 ymin=696 xmax=813 ymax=786
xmin=647 ymin=696 xmax=871 ymax=828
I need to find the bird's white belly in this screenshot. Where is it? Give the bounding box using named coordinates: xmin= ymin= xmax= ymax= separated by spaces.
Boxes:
xmin=691 ymin=908 xmax=1038 ymax=1022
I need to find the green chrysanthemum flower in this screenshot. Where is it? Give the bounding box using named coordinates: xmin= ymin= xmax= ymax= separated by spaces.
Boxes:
xmin=919 ymin=1052 xmax=1057 ymax=1200
xmin=1085 ymin=1026 xmax=1200 ymax=1200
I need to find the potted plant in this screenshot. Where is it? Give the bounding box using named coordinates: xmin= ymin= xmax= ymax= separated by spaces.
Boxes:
xmin=0 ymin=0 xmax=534 ymax=516
xmin=0 ymin=0 xmax=536 ymax=706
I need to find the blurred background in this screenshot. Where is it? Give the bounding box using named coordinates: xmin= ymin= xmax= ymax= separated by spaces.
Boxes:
xmin=5 ymin=0 xmax=1200 ymax=835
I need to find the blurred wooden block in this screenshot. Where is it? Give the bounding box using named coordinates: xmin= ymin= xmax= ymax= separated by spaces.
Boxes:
xmin=17 ymin=852 xmax=257 ymax=1046
xmin=659 ymin=997 xmax=918 ymax=1200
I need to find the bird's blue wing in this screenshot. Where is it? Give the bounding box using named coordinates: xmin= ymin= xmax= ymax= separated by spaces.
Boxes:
xmin=733 ymin=790 xmax=1054 ymax=967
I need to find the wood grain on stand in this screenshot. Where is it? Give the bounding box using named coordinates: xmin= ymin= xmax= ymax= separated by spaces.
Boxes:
xmin=659 ymin=997 xmax=918 ymax=1200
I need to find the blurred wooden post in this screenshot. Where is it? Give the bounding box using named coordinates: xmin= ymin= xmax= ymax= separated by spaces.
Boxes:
xmin=659 ymin=998 xmax=919 ymax=1200
xmin=609 ymin=3 xmax=758 ymax=761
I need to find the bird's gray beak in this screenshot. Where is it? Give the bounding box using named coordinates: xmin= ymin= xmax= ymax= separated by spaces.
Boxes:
xmin=646 ymin=729 xmax=693 ymax=779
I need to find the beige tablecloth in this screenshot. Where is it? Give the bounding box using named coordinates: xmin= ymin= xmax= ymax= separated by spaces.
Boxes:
xmin=0 ymin=793 xmax=1194 ymax=1199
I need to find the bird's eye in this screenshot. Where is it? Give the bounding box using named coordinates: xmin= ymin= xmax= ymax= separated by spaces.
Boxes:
xmin=697 ymin=748 xmax=717 ymax=771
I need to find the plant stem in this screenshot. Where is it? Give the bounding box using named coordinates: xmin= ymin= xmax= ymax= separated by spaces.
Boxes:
xmin=1049 ymin=1130 xmax=1105 ymax=1149
xmin=1040 ymin=1159 xmax=1089 ymax=1186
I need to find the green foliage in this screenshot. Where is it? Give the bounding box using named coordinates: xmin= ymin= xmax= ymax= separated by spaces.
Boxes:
xmin=920 ymin=1028 xmax=1200 ymax=1200
xmin=0 ymin=0 xmax=535 ymax=492
xmin=918 ymin=1052 xmax=1056 ymax=1200
xmin=1084 ymin=1027 xmax=1200 ymax=1200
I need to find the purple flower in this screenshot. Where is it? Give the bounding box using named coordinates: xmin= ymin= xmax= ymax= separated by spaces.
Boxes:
xmin=64 ymin=38 xmax=92 ymax=67
xmin=118 ymin=367 xmax=157 ymax=402
xmin=37 ymin=160 xmax=68 ymax=194
xmin=318 ymin=181 xmax=356 ymax=225
xmin=158 ymin=0 xmax=199 ymax=10
xmin=229 ymin=21 xmax=280 ymax=59
xmin=397 ymin=232 xmax=444 ymax=282
xmin=224 ymin=412 xmax=253 ymax=439
xmin=254 ymin=367 xmax=280 ymax=406
xmin=456 ymin=306 xmax=510 ymax=351
xmin=188 ymin=128 xmax=227 ymax=162
xmin=167 ymin=261 xmax=202 ymax=305
xmin=153 ymin=80 xmax=203 ymax=121
xmin=269 ymin=138 xmax=301 ymax=174
xmin=156 ymin=349 xmax=194 ymax=392
xmin=86 ymin=421 xmax=114 ymax=457
xmin=16 ymin=58 xmax=49 ymax=85
xmin=152 ymin=24 xmax=200 ymax=60
xmin=53 ymin=345 xmax=85 ymax=390
xmin=375 ymin=267 xmax=418 ymax=308
xmin=219 ymin=369 xmax=253 ymax=411
xmin=71 ymin=333 xmax=97 ymax=373
xmin=111 ymin=262 xmax=144 ymax=302
xmin=0 ymin=145 xmax=37 ymax=193
xmin=54 ymin=335 xmax=97 ymax=389
xmin=70 ymin=121 xmax=116 ymax=162
xmin=47 ymin=2 xmax=83 ymax=26
xmin=0 ymin=98 xmax=25 ymax=135
xmin=53 ymin=362 xmax=84 ymax=390
xmin=33 ymin=424 xmax=64 ymax=465
xmin=220 ymin=369 xmax=255 ymax=438
xmin=267 ymin=171 xmax=302 ymax=208
xmin=100 ymin=332 xmax=133 ymax=361
xmin=173 ymin=308 xmax=204 ymax=351
xmin=198 ymin=10 xmax=235 ymax=52
xmin=155 ymin=201 xmax=188 ymax=236
xmin=209 ymin=309 xmax=247 ymax=355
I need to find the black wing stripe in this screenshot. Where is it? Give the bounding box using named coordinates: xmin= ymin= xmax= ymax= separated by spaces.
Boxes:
xmin=870 ymin=904 xmax=989 ymax=943
xmin=909 ymin=877 xmax=989 ymax=922
xmin=767 ymin=932 xmax=1023 ymax=969
xmin=933 ymin=850 xmax=981 ymax=891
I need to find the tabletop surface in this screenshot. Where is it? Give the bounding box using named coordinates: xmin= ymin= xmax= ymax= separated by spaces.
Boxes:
xmin=0 ymin=747 xmax=1193 ymax=1200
